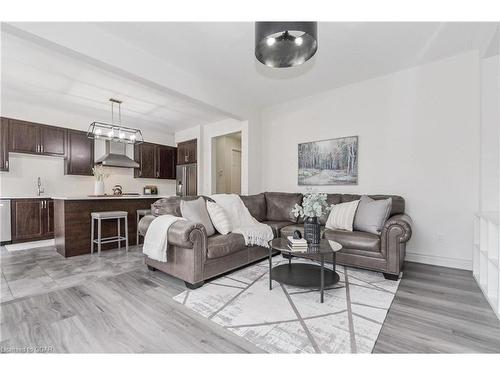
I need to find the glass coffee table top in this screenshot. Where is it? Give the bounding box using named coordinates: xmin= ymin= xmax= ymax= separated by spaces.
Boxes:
xmin=269 ymin=238 xmax=342 ymax=255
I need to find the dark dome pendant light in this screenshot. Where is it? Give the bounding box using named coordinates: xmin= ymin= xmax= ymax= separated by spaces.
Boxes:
xmin=255 ymin=22 xmax=318 ymax=68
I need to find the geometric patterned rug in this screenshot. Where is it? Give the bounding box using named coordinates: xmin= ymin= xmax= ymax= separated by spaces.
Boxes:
xmin=173 ymin=255 xmax=401 ymax=353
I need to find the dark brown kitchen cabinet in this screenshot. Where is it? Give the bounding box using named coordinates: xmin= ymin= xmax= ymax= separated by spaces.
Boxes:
xmin=45 ymin=200 xmax=55 ymax=236
xmin=8 ymin=118 xmax=66 ymax=156
xmin=65 ymin=129 xmax=95 ymax=176
xmin=9 ymin=119 xmax=38 ymax=154
xmin=134 ymin=142 xmax=157 ymax=178
xmin=134 ymin=142 xmax=176 ymax=179
xmin=11 ymin=198 xmax=53 ymax=243
xmin=0 ymin=118 xmax=9 ymax=171
xmin=177 ymin=139 xmax=197 ymax=165
xmin=39 ymin=125 xmax=66 ymax=156
xmin=157 ymin=146 xmax=176 ymax=179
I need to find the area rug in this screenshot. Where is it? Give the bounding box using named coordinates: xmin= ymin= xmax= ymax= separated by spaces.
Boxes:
xmin=173 ymin=255 xmax=401 ymax=353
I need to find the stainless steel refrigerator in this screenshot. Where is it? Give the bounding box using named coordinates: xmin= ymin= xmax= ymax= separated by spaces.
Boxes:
xmin=176 ymin=163 xmax=197 ymax=196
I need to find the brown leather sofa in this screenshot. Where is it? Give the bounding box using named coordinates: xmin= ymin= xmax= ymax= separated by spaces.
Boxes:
xmin=139 ymin=192 xmax=412 ymax=288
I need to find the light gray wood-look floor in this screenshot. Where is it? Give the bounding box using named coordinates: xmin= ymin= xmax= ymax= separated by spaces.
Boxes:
xmin=1 ymin=245 xmax=500 ymax=353
xmin=0 ymin=245 xmax=261 ymax=353
xmin=373 ymin=262 xmax=500 ymax=353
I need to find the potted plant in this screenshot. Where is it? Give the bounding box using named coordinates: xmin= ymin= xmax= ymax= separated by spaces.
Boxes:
xmin=92 ymin=165 xmax=109 ymax=195
xmin=291 ymin=191 xmax=331 ymax=244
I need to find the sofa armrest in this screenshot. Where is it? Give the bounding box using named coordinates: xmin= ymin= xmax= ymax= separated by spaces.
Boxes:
xmin=382 ymin=214 xmax=413 ymax=243
xmin=167 ymin=220 xmax=207 ymax=249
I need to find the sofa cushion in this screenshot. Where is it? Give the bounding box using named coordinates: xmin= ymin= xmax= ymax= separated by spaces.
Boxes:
xmin=207 ymin=233 xmax=246 ymax=259
xmin=265 ymin=192 xmax=302 ymax=222
xmin=206 ymin=201 xmax=232 ymax=235
xmin=280 ymin=224 xmax=327 ymax=240
xmin=138 ymin=214 xmax=156 ymax=236
xmin=240 ymin=193 xmax=267 ymax=221
xmin=353 ymin=195 xmax=392 ymax=234
xmin=261 ymin=220 xmax=294 ymax=237
xmin=326 ymin=200 xmax=360 ymax=231
xmin=318 ymin=194 xmax=342 ymax=225
xmin=151 ymin=196 xmax=214 ymax=217
xmin=324 ymin=228 xmax=380 ymax=252
xmin=180 ymin=197 xmax=215 ymax=236
xmin=341 ymin=194 xmax=404 ymax=216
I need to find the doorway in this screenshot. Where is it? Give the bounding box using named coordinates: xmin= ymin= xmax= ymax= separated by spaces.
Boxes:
xmin=213 ymin=132 xmax=242 ymax=194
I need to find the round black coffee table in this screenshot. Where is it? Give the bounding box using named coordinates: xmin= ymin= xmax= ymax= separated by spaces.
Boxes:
xmin=268 ymin=238 xmax=342 ymax=303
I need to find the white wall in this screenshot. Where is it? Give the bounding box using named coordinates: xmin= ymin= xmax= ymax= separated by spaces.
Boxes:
xmin=0 ymin=100 xmax=176 ymax=197
xmin=479 ymin=54 xmax=500 ymax=213
xmin=260 ymin=51 xmax=480 ymax=270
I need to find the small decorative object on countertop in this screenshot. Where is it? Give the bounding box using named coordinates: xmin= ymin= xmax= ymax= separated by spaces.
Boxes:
xmin=92 ymin=165 xmax=109 ymax=196
xmin=112 ymin=185 xmax=123 ymax=195
xmin=143 ymin=185 xmax=158 ymax=195
xmin=291 ymin=190 xmax=331 ymax=244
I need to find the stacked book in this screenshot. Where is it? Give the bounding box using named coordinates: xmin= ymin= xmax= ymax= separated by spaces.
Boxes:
xmin=287 ymin=236 xmax=308 ymax=251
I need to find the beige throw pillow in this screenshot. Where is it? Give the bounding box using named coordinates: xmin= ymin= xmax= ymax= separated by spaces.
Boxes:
xmin=180 ymin=197 xmax=215 ymax=236
xmin=206 ymin=201 xmax=232 ymax=235
xmin=326 ymin=200 xmax=360 ymax=231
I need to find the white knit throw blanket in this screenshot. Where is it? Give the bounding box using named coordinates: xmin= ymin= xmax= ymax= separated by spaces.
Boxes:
xmin=210 ymin=194 xmax=274 ymax=248
xmin=143 ymin=215 xmax=186 ymax=262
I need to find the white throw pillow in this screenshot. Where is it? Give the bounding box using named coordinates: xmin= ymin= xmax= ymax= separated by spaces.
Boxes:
xmin=206 ymin=201 xmax=232 ymax=235
xmin=326 ymin=200 xmax=360 ymax=231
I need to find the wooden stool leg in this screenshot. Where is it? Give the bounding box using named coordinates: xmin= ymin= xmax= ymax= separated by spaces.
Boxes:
xmin=124 ymin=215 xmax=129 ymax=253
xmin=91 ymin=217 xmax=94 ymax=254
xmin=97 ymin=218 xmax=102 ymax=256
xmin=117 ymin=217 xmax=121 ymax=250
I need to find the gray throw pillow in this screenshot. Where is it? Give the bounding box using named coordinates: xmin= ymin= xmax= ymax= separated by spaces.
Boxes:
xmin=353 ymin=196 xmax=392 ymax=235
xmin=180 ymin=197 xmax=215 ymax=236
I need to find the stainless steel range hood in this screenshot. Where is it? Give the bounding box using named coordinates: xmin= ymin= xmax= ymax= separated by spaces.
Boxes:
xmin=95 ymin=140 xmax=139 ymax=168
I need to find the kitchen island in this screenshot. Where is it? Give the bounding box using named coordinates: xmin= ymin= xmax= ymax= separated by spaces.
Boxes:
xmin=53 ymin=196 xmax=164 ymax=257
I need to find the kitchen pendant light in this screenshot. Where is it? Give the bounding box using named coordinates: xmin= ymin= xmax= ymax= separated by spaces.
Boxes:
xmin=255 ymin=22 xmax=318 ymax=68
xmin=87 ymin=98 xmax=144 ymax=145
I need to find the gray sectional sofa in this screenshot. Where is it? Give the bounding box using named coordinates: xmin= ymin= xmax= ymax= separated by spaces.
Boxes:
xmin=138 ymin=192 xmax=413 ymax=288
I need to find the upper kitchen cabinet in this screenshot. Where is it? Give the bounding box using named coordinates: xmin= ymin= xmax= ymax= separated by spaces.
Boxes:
xmin=134 ymin=142 xmax=176 ymax=179
xmin=39 ymin=125 xmax=66 ymax=156
xmin=8 ymin=119 xmax=38 ymax=154
xmin=177 ymin=139 xmax=197 ymax=165
xmin=65 ymin=129 xmax=95 ymax=176
xmin=134 ymin=142 xmax=157 ymax=178
xmin=0 ymin=118 xmax=9 ymax=171
xmin=8 ymin=118 xmax=66 ymax=156
xmin=157 ymin=145 xmax=176 ymax=179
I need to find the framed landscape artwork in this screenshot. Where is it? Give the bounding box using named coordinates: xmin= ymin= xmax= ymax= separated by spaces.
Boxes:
xmin=298 ymin=136 xmax=358 ymax=185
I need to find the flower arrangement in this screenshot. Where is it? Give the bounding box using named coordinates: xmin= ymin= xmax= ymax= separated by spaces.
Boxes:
xmin=291 ymin=191 xmax=331 ymax=219
xmin=92 ymin=165 xmax=109 ymax=181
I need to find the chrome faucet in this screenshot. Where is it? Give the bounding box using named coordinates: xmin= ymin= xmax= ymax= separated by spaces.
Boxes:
xmin=37 ymin=177 xmax=45 ymax=196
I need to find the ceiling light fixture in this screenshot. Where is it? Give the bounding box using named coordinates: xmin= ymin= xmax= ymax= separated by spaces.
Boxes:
xmin=87 ymin=98 xmax=144 ymax=145
xmin=255 ymin=22 xmax=318 ymax=68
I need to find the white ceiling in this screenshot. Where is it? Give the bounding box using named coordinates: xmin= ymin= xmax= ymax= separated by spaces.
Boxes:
xmin=2 ymin=22 xmax=496 ymax=132
xmin=1 ymin=29 xmax=228 ymax=133
xmin=94 ymin=22 xmax=493 ymax=108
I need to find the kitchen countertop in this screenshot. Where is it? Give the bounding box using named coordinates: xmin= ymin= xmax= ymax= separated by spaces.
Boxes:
xmin=52 ymin=195 xmax=169 ymax=200
xmin=1 ymin=195 xmax=169 ymax=200
xmin=0 ymin=196 xmax=54 ymax=199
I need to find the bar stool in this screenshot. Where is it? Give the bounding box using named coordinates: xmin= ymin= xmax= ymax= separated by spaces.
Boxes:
xmin=91 ymin=211 xmax=128 ymax=255
xmin=136 ymin=209 xmax=151 ymax=246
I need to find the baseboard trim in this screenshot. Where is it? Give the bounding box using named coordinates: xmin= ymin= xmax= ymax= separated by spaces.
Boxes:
xmin=405 ymin=252 xmax=472 ymax=271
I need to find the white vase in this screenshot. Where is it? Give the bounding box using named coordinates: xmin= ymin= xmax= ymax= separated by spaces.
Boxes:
xmin=94 ymin=180 xmax=105 ymax=195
